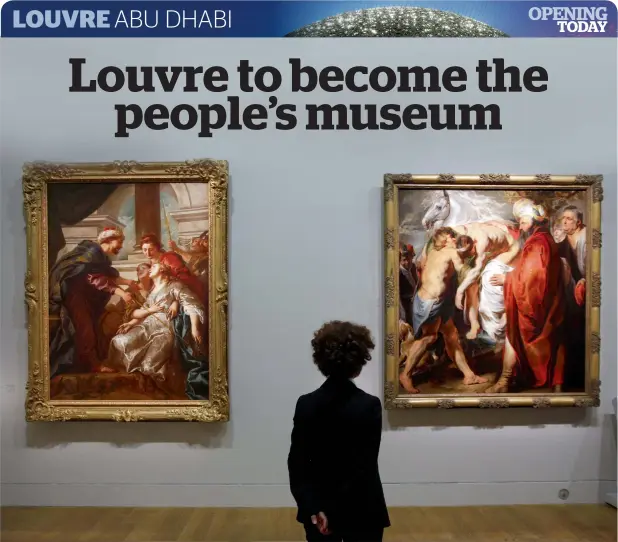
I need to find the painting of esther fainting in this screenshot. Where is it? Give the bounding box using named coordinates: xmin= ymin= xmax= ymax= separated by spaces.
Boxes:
xmin=23 ymin=160 xmax=229 ymax=422
xmin=383 ymin=174 xmax=603 ymax=409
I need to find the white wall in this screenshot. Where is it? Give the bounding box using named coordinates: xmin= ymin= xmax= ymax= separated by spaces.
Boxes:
xmin=1 ymin=38 xmax=616 ymax=507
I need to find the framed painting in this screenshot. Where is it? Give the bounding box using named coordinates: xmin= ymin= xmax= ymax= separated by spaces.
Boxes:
xmin=383 ymin=174 xmax=603 ymax=409
xmin=23 ymin=159 xmax=229 ymax=422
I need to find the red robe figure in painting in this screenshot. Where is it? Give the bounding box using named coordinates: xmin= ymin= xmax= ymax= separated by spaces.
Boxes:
xmin=486 ymin=200 xmax=566 ymax=393
xmin=140 ymin=234 xmax=207 ymax=302
xmin=49 ymin=228 xmax=135 ymax=376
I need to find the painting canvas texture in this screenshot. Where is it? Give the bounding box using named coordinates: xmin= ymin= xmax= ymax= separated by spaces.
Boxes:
xmin=385 ymin=176 xmax=602 ymax=409
xmin=24 ymin=161 xmax=229 ymax=422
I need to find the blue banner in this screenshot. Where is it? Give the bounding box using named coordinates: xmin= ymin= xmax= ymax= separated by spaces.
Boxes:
xmin=2 ymin=1 xmax=616 ymax=37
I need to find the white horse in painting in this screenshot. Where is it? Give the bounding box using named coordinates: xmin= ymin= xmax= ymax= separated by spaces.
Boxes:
xmin=421 ymin=190 xmax=511 ymax=230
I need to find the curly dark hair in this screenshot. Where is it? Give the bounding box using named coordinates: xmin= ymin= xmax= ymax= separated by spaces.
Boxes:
xmin=311 ymin=321 xmax=375 ymax=379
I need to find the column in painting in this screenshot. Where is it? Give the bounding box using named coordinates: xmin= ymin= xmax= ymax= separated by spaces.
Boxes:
xmin=117 ymin=182 xmax=162 ymax=279
xmin=132 ymin=183 xmax=161 ymax=251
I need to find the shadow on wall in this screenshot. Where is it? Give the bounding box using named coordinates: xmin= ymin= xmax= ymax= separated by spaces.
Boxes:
xmin=596 ymin=398 xmax=618 ymax=503
xmin=613 ymin=397 xmax=617 ymax=437
xmin=386 ymin=406 xmax=593 ymax=430
xmin=26 ymin=421 xmax=232 ymax=449
xmin=596 ymin=409 xmax=617 ymax=502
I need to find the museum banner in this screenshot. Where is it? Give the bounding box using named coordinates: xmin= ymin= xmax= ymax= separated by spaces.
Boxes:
xmin=2 ymin=0 xmax=616 ymax=38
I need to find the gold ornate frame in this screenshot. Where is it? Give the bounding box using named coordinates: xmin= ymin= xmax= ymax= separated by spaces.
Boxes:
xmin=383 ymin=174 xmax=602 ymax=409
xmin=23 ymin=160 xmax=229 ymax=422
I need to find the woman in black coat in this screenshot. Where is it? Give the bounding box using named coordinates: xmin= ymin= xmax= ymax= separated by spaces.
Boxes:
xmin=288 ymin=321 xmax=390 ymax=542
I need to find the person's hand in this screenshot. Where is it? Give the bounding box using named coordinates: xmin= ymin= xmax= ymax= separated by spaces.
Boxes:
xmin=116 ymin=323 xmax=134 ymax=335
xmin=169 ymin=240 xmax=179 ymax=251
xmin=310 ymin=512 xmax=331 ymax=535
xmin=489 ymin=273 xmax=506 ymax=286
xmin=148 ymin=301 xmax=166 ymax=314
xmin=167 ymin=300 xmax=179 ymax=320
xmin=575 ymin=279 xmax=586 ymax=306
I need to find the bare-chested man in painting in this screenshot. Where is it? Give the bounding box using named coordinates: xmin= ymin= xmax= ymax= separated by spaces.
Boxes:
xmin=418 ymin=222 xmax=519 ymax=341
xmin=399 ymin=227 xmax=488 ymax=394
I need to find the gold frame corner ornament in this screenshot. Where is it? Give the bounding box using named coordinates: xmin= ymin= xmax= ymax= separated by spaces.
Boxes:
xmin=383 ymin=173 xmax=602 ymax=410
xmin=23 ymin=160 xmax=230 ymax=422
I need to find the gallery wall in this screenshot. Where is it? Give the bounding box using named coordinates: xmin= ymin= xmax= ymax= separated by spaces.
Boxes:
xmin=1 ymin=38 xmax=616 ymax=507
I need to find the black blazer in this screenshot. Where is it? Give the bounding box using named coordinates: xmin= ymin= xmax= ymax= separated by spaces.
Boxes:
xmin=288 ymin=377 xmax=390 ymax=530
